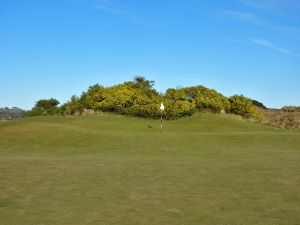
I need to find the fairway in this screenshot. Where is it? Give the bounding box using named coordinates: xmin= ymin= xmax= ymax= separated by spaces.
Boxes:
xmin=0 ymin=113 xmax=299 ymax=225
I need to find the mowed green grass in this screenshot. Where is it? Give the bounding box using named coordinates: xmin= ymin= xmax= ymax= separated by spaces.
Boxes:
xmin=0 ymin=113 xmax=299 ymax=225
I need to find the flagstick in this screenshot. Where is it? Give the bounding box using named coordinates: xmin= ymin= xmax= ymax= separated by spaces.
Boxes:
xmin=160 ymin=103 xmax=165 ymax=134
xmin=161 ymin=111 xmax=163 ymax=133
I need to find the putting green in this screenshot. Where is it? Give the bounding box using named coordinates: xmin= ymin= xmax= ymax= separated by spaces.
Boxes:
xmin=0 ymin=113 xmax=299 ymax=225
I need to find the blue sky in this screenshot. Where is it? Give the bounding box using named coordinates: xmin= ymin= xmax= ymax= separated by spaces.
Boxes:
xmin=1 ymin=0 xmax=299 ymax=109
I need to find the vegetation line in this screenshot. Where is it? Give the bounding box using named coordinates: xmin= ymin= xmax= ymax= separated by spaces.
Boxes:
xmin=27 ymin=76 xmax=262 ymax=121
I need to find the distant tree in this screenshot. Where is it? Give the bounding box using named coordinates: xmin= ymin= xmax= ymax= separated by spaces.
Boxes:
xmin=27 ymin=98 xmax=60 ymax=116
xmin=36 ymin=98 xmax=59 ymax=111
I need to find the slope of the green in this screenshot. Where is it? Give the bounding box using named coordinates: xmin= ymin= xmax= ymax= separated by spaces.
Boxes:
xmin=0 ymin=113 xmax=299 ymax=225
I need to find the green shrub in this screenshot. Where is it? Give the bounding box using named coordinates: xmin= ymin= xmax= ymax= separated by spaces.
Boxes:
xmin=228 ymin=95 xmax=262 ymax=120
xmin=164 ymin=85 xmax=229 ymax=115
xmin=69 ymin=79 xmax=162 ymax=119
xmin=61 ymin=96 xmax=84 ymax=115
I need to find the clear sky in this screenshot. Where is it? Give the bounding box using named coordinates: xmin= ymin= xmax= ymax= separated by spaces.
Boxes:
xmin=1 ymin=0 xmax=299 ymax=110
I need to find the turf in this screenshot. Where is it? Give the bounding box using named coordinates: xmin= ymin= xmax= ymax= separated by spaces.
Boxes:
xmin=0 ymin=113 xmax=299 ymax=225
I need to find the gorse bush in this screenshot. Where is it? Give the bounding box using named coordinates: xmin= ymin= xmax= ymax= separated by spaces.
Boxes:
xmin=228 ymin=95 xmax=262 ymax=120
xmin=77 ymin=80 xmax=162 ymax=118
xmin=28 ymin=77 xmax=262 ymax=120
xmin=163 ymin=86 xmax=229 ymax=118
xmin=61 ymin=96 xmax=83 ymax=115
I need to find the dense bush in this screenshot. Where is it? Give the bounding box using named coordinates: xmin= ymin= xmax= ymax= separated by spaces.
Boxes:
xmin=80 ymin=84 xmax=106 ymax=110
xmin=164 ymin=86 xmax=229 ymax=116
xmin=189 ymin=86 xmax=229 ymax=113
xmin=61 ymin=96 xmax=84 ymax=115
xmin=228 ymin=95 xmax=262 ymax=120
xmin=28 ymin=77 xmax=262 ymax=120
xmin=59 ymin=78 xmax=162 ymax=118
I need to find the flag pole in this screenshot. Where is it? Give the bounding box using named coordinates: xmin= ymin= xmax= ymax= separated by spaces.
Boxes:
xmin=161 ymin=110 xmax=163 ymax=133
xmin=160 ymin=103 xmax=165 ymax=133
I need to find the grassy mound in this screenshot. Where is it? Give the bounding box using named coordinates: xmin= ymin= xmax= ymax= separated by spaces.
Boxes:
xmin=0 ymin=113 xmax=299 ymax=225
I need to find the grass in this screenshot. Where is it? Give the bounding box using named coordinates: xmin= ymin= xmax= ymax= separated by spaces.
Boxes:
xmin=0 ymin=112 xmax=299 ymax=225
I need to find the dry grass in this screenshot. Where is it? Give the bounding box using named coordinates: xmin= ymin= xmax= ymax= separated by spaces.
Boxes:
xmin=260 ymin=109 xmax=300 ymax=129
